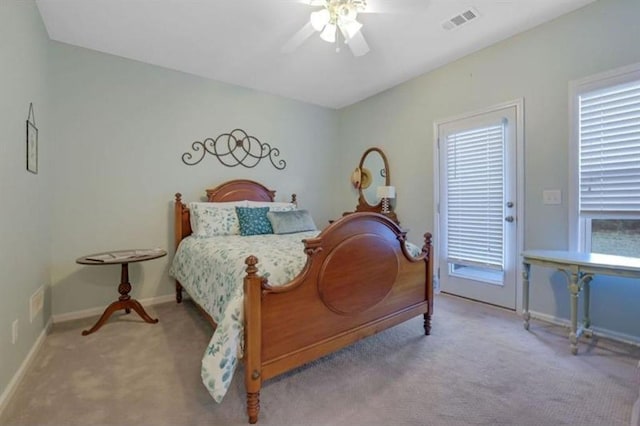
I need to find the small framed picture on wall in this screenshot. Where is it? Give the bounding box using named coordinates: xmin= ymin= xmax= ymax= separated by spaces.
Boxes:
xmin=26 ymin=104 xmax=38 ymax=174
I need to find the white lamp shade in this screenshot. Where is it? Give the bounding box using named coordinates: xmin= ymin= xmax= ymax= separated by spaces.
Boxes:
xmin=320 ymin=23 xmax=337 ymax=43
xmin=340 ymin=19 xmax=362 ymax=39
xmin=376 ymin=186 xmax=396 ymax=199
xmin=310 ymin=9 xmax=330 ymax=31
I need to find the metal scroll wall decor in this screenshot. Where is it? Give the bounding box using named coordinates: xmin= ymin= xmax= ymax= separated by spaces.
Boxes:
xmin=181 ymin=128 xmax=286 ymax=170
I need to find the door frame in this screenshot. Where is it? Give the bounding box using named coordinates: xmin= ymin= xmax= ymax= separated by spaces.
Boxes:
xmin=432 ymin=98 xmax=525 ymax=312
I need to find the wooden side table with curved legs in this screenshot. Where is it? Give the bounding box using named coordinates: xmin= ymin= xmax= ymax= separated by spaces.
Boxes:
xmin=76 ymin=248 xmax=167 ymax=336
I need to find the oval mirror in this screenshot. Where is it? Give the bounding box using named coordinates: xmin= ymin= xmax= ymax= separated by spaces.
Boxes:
xmin=358 ymin=147 xmax=390 ymax=207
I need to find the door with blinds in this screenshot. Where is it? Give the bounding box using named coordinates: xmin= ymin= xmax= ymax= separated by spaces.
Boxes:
xmin=437 ymin=104 xmax=519 ymax=309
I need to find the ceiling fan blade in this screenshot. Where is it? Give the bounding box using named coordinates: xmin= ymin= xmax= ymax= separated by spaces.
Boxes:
xmin=363 ymin=0 xmax=430 ymax=14
xmin=345 ymin=30 xmax=370 ymax=57
xmin=284 ymin=0 xmax=327 ymax=5
xmin=282 ymin=22 xmax=317 ymax=54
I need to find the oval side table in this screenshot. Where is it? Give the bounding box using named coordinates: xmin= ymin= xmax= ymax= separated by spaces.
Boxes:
xmin=76 ymin=248 xmax=167 ymax=336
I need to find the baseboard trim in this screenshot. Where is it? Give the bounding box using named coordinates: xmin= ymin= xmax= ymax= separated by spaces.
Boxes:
xmin=52 ymin=294 xmax=176 ymax=323
xmin=529 ymin=310 xmax=640 ymax=347
xmin=0 ymin=318 xmax=53 ymax=418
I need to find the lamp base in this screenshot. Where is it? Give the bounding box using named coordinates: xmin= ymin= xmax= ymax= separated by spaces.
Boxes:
xmin=381 ymin=197 xmax=390 ymax=214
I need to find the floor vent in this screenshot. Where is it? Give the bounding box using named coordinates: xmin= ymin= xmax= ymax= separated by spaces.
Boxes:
xmin=442 ymin=7 xmax=480 ymax=31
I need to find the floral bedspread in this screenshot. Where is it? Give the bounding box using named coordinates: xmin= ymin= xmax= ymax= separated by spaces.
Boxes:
xmin=168 ymin=231 xmax=319 ymax=402
xmin=168 ymin=232 xmax=423 ymax=403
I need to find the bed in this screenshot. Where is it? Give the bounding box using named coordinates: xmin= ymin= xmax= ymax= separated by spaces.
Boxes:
xmin=170 ymin=179 xmax=434 ymax=423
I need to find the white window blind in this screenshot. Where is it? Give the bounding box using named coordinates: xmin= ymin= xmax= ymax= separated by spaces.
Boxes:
xmin=579 ymin=79 xmax=640 ymax=217
xmin=446 ymin=123 xmax=505 ymax=270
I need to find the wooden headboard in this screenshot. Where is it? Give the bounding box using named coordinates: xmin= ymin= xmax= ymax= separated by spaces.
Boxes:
xmin=174 ymin=179 xmax=296 ymax=249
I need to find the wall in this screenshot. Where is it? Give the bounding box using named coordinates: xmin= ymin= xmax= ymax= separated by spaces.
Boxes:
xmin=2 ymin=0 xmax=638 ymax=403
xmin=47 ymin=42 xmax=339 ymax=316
xmin=337 ymin=0 xmax=640 ymax=341
xmin=0 ymin=0 xmax=51 ymax=401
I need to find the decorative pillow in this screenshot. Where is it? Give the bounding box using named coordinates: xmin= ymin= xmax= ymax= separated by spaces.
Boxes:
xmin=189 ymin=201 xmax=247 ymax=237
xmin=235 ymin=206 xmax=273 ymax=236
xmin=267 ymin=210 xmax=317 ymax=235
xmin=246 ymin=201 xmax=297 ymax=212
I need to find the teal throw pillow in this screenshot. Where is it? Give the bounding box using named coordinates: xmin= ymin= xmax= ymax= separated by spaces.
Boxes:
xmin=235 ymin=206 xmax=273 ymax=236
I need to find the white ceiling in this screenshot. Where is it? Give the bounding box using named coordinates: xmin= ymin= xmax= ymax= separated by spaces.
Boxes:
xmin=36 ymin=0 xmax=596 ymax=109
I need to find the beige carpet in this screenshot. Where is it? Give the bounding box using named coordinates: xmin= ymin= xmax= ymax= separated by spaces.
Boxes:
xmin=1 ymin=294 xmax=638 ymax=426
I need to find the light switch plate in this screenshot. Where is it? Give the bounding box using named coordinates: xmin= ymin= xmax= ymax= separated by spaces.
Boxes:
xmin=543 ymin=189 xmax=562 ymax=205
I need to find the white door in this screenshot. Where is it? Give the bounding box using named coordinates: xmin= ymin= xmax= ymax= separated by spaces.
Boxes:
xmin=437 ymin=103 xmax=520 ymax=309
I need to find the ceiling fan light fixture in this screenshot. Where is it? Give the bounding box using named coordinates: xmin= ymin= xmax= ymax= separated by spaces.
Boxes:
xmin=320 ymin=23 xmax=337 ymax=42
xmin=290 ymin=0 xmax=369 ymax=54
xmin=337 ymin=4 xmax=357 ymax=21
xmin=340 ymin=19 xmax=362 ymax=39
xmin=310 ymin=9 xmax=331 ymax=31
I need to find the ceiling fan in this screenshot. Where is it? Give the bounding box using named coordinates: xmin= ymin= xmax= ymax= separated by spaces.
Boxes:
xmin=282 ymin=0 xmax=429 ymax=57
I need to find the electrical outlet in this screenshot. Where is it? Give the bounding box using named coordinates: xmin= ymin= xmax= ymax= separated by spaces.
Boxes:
xmin=30 ymin=285 xmax=44 ymax=323
xmin=543 ymin=189 xmax=562 ymax=205
xmin=12 ymin=319 xmax=18 ymax=344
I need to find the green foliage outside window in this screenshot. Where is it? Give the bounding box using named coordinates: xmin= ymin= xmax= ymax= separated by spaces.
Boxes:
xmin=591 ymin=219 xmax=640 ymax=258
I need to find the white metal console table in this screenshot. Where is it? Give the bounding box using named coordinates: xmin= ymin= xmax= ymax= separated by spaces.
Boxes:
xmin=522 ymin=250 xmax=640 ymax=355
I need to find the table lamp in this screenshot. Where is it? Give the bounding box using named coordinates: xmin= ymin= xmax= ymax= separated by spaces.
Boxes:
xmin=376 ymin=186 xmax=396 ymax=214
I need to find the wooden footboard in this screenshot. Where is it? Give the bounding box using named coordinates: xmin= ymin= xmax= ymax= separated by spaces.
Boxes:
xmin=173 ymin=180 xmax=433 ymax=424
xmin=243 ymin=212 xmax=433 ymax=424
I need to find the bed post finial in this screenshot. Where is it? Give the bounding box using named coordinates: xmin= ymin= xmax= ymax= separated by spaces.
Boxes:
xmin=290 ymin=193 xmax=297 ymax=206
xmin=175 ymin=192 xmax=182 ymax=203
xmin=246 ymin=255 xmax=259 ymax=276
xmin=422 ymin=233 xmax=432 ymax=258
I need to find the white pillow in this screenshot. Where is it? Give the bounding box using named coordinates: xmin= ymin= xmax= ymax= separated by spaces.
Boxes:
xmin=189 ymin=201 xmax=248 ymax=237
xmin=246 ymin=201 xmax=297 ymax=212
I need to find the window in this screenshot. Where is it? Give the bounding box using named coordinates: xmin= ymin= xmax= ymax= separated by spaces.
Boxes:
xmin=570 ymin=63 xmax=640 ymax=258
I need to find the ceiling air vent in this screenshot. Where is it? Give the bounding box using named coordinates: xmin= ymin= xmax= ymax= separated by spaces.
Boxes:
xmin=442 ymin=7 xmax=480 ymax=31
